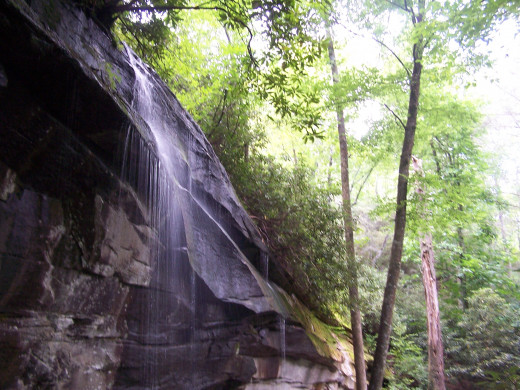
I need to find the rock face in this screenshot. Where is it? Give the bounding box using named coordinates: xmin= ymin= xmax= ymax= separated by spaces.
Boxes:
xmin=0 ymin=0 xmax=356 ymax=389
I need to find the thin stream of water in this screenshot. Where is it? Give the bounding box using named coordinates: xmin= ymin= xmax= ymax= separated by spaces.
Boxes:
xmin=123 ymin=45 xmax=289 ymax=387
xmin=280 ymin=316 xmax=286 ymax=360
xmin=125 ymin=46 xmax=184 ymax=389
xmin=261 ymin=251 xmax=269 ymax=281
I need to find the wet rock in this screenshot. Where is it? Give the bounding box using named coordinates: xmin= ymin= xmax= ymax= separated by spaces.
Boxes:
xmin=90 ymin=194 xmax=154 ymax=286
xmin=0 ymin=188 xmax=127 ymax=389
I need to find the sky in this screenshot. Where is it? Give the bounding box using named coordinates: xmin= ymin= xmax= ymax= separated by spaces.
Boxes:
xmin=464 ymin=19 xmax=520 ymax=194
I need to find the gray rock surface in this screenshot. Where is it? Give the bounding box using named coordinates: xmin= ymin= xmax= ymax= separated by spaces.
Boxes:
xmin=0 ymin=0 xmax=356 ymax=388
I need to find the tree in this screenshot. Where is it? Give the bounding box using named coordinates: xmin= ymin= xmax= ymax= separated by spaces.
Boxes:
xmin=402 ymin=85 xmax=520 ymax=387
xmin=326 ymin=25 xmax=368 ymax=390
xmin=368 ymin=1 xmax=425 ymax=387
xmin=354 ymin=0 xmax=520 ymax=385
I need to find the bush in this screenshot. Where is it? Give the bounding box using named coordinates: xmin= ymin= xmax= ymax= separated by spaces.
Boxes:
xmin=227 ymin=153 xmax=350 ymax=320
xmin=446 ymin=288 xmax=520 ymax=388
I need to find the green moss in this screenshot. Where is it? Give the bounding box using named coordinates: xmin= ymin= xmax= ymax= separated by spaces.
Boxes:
xmin=266 ymin=283 xmax=362 ymax=365
xmin=290 ymin=297 xmax=353 ymax=361
xmin=104 ymin=62 xmax=122 ymax=91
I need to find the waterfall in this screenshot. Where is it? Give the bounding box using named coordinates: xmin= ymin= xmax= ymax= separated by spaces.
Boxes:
xmin=123 ymin=46 xmax=191 ymax=389
xmin=123 ymin=45 xmax=277 ymax=298
xmin=261 ymin=251 xmax=269 ymax=280
xmin=124 ymin=45 xmax=235 ymax=252
xmin=120 ymin=42 xmax=298 ymax=388
xmin=279 ymin=315 xmax=286 ymax=361
xmin=122 ymin=45 xmax=279 ymax=388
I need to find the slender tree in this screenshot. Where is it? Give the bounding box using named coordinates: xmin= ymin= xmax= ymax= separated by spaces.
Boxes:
xmin=368 ymin=1 xmax=425 ymax=388
xmin=413 ymin=156 xmax=446 ymax=390
xmin=326 ymin=25 xmax=368 ymax=390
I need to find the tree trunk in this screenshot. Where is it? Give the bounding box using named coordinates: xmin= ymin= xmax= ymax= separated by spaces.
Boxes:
xmin=517 ymin=168 xmax=520 ymax=255
xmin=368 ymin=9 xmax=425 ymax=389
xmin=495 ymin=177 xmax=513 ymax=277
xmin=327 ymin=27 xmax=368 ymax=390
xmin=327 ymin=146 xmax=334 ymax=188
xmin=421 ymin=234 xmax=446 ymax=390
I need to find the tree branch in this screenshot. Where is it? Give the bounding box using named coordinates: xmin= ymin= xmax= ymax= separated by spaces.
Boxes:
xmin=372 ymin=233 xmax=389 ymax=266
xmin=430 ymin=138 xmax=442 ymax=175
xmin=352 ymin=162 xmax=377 ymax=206
xmin=343 ymin=27 xmax=411 ymax=79
xmin=207 ymin=89 xmax=229 ymax=139
xmin=372 ymin=37 xmax=412 ymax=79
xmin=384 ymin=103 xmax=406 ymax=130
xmin=120 ymin=17 xmax=147 ymax=57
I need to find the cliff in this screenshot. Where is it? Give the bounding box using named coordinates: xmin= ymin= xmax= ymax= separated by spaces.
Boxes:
xmin=0 ymin=0 xmax=356 ymax=388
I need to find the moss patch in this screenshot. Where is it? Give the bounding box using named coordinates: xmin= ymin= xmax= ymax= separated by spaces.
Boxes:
xmin=266 ymin=283 xmax=358 ymax=364
xmin=103 ymin=62 xmax=122 ymax=91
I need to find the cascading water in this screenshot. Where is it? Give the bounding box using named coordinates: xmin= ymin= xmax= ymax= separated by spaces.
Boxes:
xmin=121 ymin=45 xmax=285 ymax=388
xmin=279 ymin=315 xmax=286 ymax=360
xmin=124 ymin=46 xmax=241 ymax=258
xmin=122 ymin=46 xmax=194 ymax=389
xmin=261 ymin=251 xmax=269 ymax=280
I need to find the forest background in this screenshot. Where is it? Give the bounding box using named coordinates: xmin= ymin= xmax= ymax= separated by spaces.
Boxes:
xmin=78 ymin=0 xmax=519 ymax=388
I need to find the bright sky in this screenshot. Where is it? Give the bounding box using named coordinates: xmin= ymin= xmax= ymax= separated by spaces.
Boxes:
xmin=471 ymin=20 xmax=520 ymax=192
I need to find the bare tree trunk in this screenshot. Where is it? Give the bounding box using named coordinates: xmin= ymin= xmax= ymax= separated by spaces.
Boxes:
xmin=368 ymin=5 xmax=425 ymax=387
xmin=517 ymin=168 xmax=520 ymax=255
xmin=371 ymin=234 xmax=389 ymax=267
xmin=414 ymin=154 xmax=446 ymax=389
xmin=327 ymin=27 xmax=368 ymax=390
xmin=421 ymin=234 xmax=446 ymax=390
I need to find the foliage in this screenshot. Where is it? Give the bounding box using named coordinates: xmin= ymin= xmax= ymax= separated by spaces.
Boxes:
xmin=156 ymin=12 xmax=257 ymax=167
xmin=73 ymin=0 xmax=330 ymax=135
xmin=445 ymin=288 xmax=520 ymax=388
xmin=360 ymin=268 xmax=429 ymax=389
xmin=232 ymin=154 xmax=351 ymax=319
xmin=342 ymin=0 xmax=519 ymax=385
xmin=403 ymin=91 xmax=519 ymax=304
xmin=386 ymin=323 xmax=428 ymax=389
xmin=366 ymin=85 xmax=520 ymax=387
xmin=254 ymin=63 xmax=326 ymax=140
xmin=450 ymin=0 xmax=520 ymax=48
